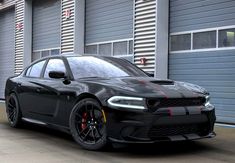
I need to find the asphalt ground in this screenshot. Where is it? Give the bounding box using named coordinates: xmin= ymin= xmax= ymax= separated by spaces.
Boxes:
xmin=0 ymin=102 xmax=235 ymax=163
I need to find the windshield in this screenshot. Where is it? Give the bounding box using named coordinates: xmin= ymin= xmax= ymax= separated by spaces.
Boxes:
xmin=67 ymin=56 xmax=148 ymax=79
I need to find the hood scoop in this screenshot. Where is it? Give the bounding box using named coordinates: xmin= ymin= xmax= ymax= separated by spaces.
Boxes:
xmin=150 ymin=80 xmax=174 ymax=85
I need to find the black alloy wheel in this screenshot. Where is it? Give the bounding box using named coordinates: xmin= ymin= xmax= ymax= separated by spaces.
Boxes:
xmin=6 ymin=93 xmax=22 ymax=127
xmin=70 ymin=98 xmax=107 ymax=150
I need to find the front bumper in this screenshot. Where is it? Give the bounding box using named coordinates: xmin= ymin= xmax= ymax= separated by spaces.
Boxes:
xmin=105 ymin=106 xmax=216 ymax=143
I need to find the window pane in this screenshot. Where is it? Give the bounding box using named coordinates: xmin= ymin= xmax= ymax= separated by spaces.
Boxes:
xmin=129 ymin=40 xmax=133 ymax=54
xmin=29 ymin=60 xmax=46 ymax=78
xmin=44 ymin=59 xmax=66 ymax=78
xmin=32 ymin=52 xmax=41 ymax=61
xmin=51 ymin=49 xmax=60 ymax=55
xmin=113 ymin=41 xmax=127 ymax=56
xmin=85 ymin=45 xmax=97 ymax=54
xmin=219 ymin=29 xmax=235 ymax=47
xmin=193 ymin=31 xmax=216 ymax=49
xmin=99 ymin=43 xmax=111 ymax=56
xmin=42 ymin=50 xmax=49 ymax=57
xmin=170 ymin=34 xmax=191 ymax=51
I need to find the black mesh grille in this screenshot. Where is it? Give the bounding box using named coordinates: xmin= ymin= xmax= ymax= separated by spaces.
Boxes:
xmin=147 ymin=97 xmax=205 ymax=109
xmin=148 ymin=124 xmax=208 ymax=139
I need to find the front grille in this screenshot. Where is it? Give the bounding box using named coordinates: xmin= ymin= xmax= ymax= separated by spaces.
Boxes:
xmin=147 ymin=97 xmax=205 ymax=109
xmin=148 ymin=124 xmax=207 ymax=139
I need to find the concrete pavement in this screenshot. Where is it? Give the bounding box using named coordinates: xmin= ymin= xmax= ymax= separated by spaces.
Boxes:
xmin=0 ymin=101 xmax=6 ymax=123
xmin=0 ymin=102 xmax=235 ymax=163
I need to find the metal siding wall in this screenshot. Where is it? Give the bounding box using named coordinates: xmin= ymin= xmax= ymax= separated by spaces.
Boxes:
xmin=0 ymin=0 xmax=15 ymax=10
xmin=61 ymin=0 xmax=75 ymax=54
xmin=0 ymin=9 xmax=15 ymax=99
xmin=170 ymin=0 xmax=235 ymax=33
xmin=169 ymin=50 xmax=235 ymax=123
xmin=134 ymin=0 xmax=156 ymax=73
xmin=85 ymin=0 xmax=133 ymax=44
xmin=15 ymin=0 xmax=24 ymax=75
xmin=32 ymin=0 xmax=60 ymax=51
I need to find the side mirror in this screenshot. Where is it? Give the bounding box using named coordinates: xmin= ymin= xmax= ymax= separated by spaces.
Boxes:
xmin=49 ymin=71 xmax=66 ymax=79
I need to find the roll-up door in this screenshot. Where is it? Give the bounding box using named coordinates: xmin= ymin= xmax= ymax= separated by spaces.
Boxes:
xmin=169 ymin=0 xmax=235 ymax=124
xmin=32 ymin=0 xmax=60 ymax=51
xmin=0 ymin=8 xmax=15 ymax=99
xmin=85 ymin=0 xmax=133 ymax=44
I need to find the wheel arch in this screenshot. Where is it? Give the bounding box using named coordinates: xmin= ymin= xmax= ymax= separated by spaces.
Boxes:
xmin=75 ymin=93 xmax=103 ymax=107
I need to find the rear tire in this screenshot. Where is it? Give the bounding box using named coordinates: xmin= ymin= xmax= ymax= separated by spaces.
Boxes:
xmin=69 ymin=98 xmax=107 ymax=150
xmin=6 ymin=93 xmax=22 ymax=128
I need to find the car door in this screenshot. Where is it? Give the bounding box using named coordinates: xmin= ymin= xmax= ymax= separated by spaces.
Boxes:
xmin=18 ymin=59 xmax=47 ymax=117
xmin=19 ymin=58 xmax=69 ymax=124
xmin=36 ymin=58 xmax=69 ymax=123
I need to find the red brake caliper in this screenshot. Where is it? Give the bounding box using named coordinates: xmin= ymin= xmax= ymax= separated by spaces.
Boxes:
xmin=81 ymin=112 xmax=87 ymax=130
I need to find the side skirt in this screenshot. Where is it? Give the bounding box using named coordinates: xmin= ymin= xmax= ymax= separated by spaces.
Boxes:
xmin=21 ymin=117 xmax=71 ymax=134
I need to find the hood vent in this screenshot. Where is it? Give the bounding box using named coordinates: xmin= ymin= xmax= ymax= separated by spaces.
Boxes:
xmin=150 ymin=80 xmax=174 ymax=85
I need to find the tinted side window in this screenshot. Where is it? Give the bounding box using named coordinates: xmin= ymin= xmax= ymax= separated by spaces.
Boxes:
xmin=44 ymin=59 xmax=66 ymax=79
xmin=27 ymin=60 xmax=46 ymax=78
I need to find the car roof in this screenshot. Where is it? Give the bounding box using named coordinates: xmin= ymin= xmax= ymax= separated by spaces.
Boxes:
xmin=32 ymin=54 xmax=120 ymax=64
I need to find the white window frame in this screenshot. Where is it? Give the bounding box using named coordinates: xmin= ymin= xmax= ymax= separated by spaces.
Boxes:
xmin=85 ymin=38 xmax=134 ymax=57
xmin=32 ymin=47 xmax=61 ymax=61
xmin=170 ymin=25 xmax=235 ymax=54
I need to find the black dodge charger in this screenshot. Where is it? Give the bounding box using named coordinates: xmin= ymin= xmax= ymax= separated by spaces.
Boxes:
xmin=5 ymin=55 xmax=216 ymax=150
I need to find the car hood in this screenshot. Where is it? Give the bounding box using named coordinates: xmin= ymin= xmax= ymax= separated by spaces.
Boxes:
xmin=82 ymin=77 xmax=208 ymax=98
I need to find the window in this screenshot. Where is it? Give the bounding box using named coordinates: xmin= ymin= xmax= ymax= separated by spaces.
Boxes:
xmin=219 ymin=28 xmax=235 ymax=47
xmin=99 ymin=43 xmax=112 ymax=56
xmin=32 ymin=52 xmax=41 ymax=61
xmin=26 ymin=60 xmax=46 ymax=78
xmin=43 ymin=59 xmax=66 ymax=79
xmin=84 ymin=39 xmax=133 ymax=56
xmin=32 ymin=49 xmax=60 ymax=61
xmin=193 ymin=31 xmax=216 ymax=49
xmin=129 ymin=40 xmax=133 ymax=54
xmin=42 ymin=50 xmax=49 ymax=57
xmin=85 ymin=45 xmax=97 ymax=54
xmin=113 ymin=41 xmax=128 ymax=56
xmin=170 ymin=27 xmax=235 ymax=53
xmin=51 ymin=49 xmax=60 ymax=55
xmin=170 ymin=34 xmax=191 ymax=51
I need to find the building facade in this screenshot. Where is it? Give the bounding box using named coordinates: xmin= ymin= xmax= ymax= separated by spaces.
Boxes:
xmin=0 ymin=0 xmax=234 ymax=124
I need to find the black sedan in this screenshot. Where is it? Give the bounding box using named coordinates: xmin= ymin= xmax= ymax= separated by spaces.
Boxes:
xmin=5 ymin=55 xmax=216 ymax=150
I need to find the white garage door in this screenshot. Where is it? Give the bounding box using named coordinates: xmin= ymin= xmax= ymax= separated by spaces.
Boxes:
xmin=0 ymin=8 xmax=15 ymax=99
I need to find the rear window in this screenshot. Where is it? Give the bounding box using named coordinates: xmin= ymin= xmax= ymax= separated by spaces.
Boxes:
xmin=25 ymin=60 xmax=46 ymax=78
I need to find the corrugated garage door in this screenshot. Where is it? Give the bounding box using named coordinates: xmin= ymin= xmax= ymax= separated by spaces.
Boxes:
xmin=169 ymin=0 xmax=235 ymax=124
xmin=85 ymin=0 xmax=133 ymax=44
xmin=0 ymin=8 xmax=15 ymax=99
xmin=32 ymin=0 xmax=60 ymax=51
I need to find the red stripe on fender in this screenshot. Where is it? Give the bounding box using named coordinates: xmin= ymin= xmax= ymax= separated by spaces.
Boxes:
xmin=167 ymin=108 xmax=173 ymax=116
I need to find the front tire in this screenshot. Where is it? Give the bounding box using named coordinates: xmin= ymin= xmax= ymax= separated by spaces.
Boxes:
xmin=6 ymin=93 xmax=22 ymax=128
xmin=69 ymin=98 xmax=107 ymax=150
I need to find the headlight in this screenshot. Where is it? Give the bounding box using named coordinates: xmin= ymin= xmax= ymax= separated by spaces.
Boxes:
xmin=107 ymin=96 xmax=146 ymax=110
xmin=205 ymin=95 xmax=211 ymax=107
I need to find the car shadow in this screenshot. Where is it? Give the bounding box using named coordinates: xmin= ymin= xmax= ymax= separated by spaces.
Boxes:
xmin=1 ymin=122 xmax=216 ymax=159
